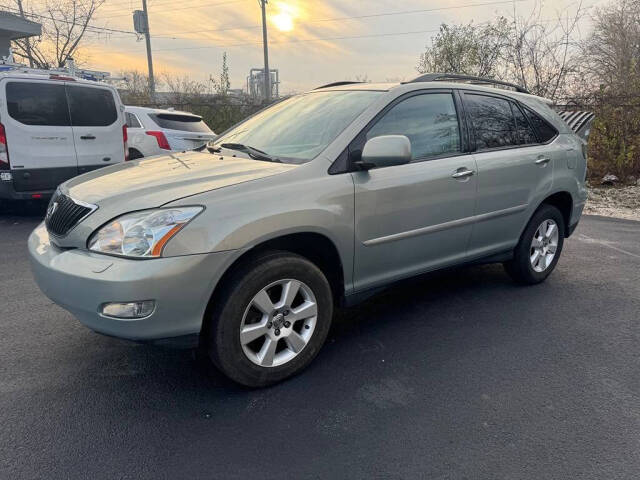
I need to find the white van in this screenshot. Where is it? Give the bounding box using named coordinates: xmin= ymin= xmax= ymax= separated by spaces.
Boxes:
xmin=0 ymin=73 xmax=126 ymax=201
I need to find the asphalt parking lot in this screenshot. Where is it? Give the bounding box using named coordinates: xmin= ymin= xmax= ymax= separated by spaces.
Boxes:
xmin=1 ymin=202 xmax=639 ymax=480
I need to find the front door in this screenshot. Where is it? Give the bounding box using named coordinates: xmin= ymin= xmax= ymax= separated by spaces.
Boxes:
xmin=352 ymin=91 xmax=477 ymax=292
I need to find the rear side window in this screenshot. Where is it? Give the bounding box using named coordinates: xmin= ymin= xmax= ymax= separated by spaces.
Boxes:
xmin=149 ymin=114 xmax=212 ymax=133
xmin=6 ymin=82 xmax=70 ymax=126
xmin=465 ymin=94 xmax=518 ymax=150
xmin=524 ymin=107 xmax=557 ymax=143
xmin=366 ymin=93 xmax=461 ymax=160
xmin=126 ymin=112 xmax=142 ymax=128
xmin=67 ymin=86 xmax=117 ymax=126
xmin=512 ymin=104 xmax=537 ymax=145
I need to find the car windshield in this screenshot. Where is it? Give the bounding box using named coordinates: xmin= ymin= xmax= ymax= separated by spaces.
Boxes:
xmin=213 ymin=90 xmax=383 ymax=163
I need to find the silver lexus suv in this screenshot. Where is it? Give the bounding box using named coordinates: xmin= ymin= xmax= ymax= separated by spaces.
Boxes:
xmin=29 ymin=74 xmax=587 ymax=387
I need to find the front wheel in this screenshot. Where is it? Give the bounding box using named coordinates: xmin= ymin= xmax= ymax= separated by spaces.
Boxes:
xmin=207 ymin=251 xmax=333 ymax=387
xmin=504 ymin=204 xmax=565 ymax=284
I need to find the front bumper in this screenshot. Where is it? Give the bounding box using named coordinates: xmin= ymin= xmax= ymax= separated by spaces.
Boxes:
xmin=28 ymin=223 xmax=238 ymax=341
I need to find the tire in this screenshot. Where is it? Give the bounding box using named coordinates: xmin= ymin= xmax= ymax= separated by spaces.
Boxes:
xmin=504 ymin=204 xmax=565 ymax=285
xmin=207 ymin=251 xmax=333 ymax=387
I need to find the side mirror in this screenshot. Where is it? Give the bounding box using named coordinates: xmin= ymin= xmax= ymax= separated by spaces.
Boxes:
xmin=357 ymin=135 xmax=411 ymax=170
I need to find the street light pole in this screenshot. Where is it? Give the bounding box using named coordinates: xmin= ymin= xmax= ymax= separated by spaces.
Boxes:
xmin=260 ymin=0 xmax=271 ymax=102
xmin=142 ymin=0 xmax=155 ymax=99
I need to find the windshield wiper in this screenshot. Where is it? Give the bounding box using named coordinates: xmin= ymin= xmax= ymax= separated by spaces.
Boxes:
xmin=217 ymin=143 xmax=281 ymax=163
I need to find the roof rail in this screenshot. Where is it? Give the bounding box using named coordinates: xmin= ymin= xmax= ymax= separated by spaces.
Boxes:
xmin=406 ymin=73 xmax=530 ymax=94
xmin=314 ymin=81 xmax=363 ymax=90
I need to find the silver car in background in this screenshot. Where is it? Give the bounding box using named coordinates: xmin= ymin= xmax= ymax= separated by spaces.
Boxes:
xmin=29 ymin=74 xmax=587 ymax=387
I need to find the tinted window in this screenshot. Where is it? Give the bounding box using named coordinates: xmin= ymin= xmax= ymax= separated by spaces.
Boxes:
xmin=513 ymin=104 xmax=537 ymax=144
xmin=465 ymin=94 xmax=518 ymax=150
xmin=367 ymin=93 xmax=461 ymax=160
xmin=67 ymin=86 xmax=117 ymax=126
xmin=126 ymin=112 xmax=142 ymax=128
xmin=6 ymin=82 xmax=70 ymax=126
xmin=150 ymin=114 xmax=212 ymax=133
xmin=524 ymin=107 xmax=557 ymax=143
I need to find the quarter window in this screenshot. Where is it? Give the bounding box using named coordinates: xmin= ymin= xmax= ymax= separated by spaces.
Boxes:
xmin=366 ymin=93 xmax=461 ymax=160
xmin=126 ymin=112 xmax=142 ymax=129
xmin=465 ymin=94 xmax=518 ymax=150
xmin=524 ymin=107 xmax=557 ymax=143
xmin=6 ymin=82 xmax=70 ymax=126
xmin=67 ymin=86 xmax=117 ymax=127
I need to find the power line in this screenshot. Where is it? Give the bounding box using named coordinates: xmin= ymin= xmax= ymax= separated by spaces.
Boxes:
xmin=109 ymin=0 xmax=529 ymax=41
xmin=96 ymin=0 xmax=248 ymax=19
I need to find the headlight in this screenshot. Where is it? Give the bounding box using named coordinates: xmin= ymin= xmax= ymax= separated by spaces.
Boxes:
xmin=88 ymin=206 xmax=203 ymax=258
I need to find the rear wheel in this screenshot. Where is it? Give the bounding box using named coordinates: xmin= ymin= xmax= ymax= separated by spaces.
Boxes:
xmin=207 ymin=251 xmax=333 ymax=387
xmin=504 ymin=204 xmax=565 ymax=284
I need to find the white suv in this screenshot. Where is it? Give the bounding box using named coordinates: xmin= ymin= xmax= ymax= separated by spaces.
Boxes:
xmin=0 ymin=73 xmax=126 ymax=201
xmin=125 ymin=106 xmax=216 ymax=159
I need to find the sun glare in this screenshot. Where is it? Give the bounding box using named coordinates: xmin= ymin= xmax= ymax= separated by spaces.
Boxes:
xmin=272 ymin=11 xmax=294 ymax=32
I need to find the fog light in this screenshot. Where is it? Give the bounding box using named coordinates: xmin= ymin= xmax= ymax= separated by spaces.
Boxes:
xmin=101 ymin=300 xmax=155 ymax=319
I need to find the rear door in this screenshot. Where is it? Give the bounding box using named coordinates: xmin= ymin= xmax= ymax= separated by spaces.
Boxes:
xmin=148 ymin=113 xmax=216 ymax=151
xmin=2 ymin=79 xmax=77 ymax=192
xmin=66 ymin=84 xmax=124 ymax=173
xmin=462 ymin=92 xmax=556 ymax=259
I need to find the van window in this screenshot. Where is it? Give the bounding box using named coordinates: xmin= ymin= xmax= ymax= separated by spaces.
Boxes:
xmin=67 ymin=86 xmax=117 ymax=126
xmin=126 ymin=112 xmax=142 ymax=129
xmin=367 ymin=93 xmax=461 ymax=161
xmin=6 ymin=82 xmax=70 ymax=126
xmin=524 ymin=107 xmax=557 ymax=143
xmin=149 ymin=114 xmax=212 ymax=133
xmin=465 ymin=94 xmax=518 ymax=150
xmin=513 ymin=104 xmax=537 ymax=145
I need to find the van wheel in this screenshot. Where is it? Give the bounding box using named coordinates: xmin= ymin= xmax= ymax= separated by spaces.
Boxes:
xmin=207 ymin=251 xmax=333 ymax=387
xmin=504 ymin=204 xmax=565 ymax=285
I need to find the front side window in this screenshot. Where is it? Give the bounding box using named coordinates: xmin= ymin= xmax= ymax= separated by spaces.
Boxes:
xmin=366 ymin=93 xmax=461 ymax=160
xmin=6 ymin=82 xmax=70 ymax=126
xmin=150 ymin=114 xmax=212 ymax=133
xmin=214 ymin=90 xmax=383 ymax=164
xmin=67 ymin=86 xmax=117 ymax=127
xmin=465 ymin=94 xmax=518 ymax=150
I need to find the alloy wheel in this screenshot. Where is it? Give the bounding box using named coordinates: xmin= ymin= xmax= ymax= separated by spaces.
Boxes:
xmin=239 ymin=279 xmax=318 ymax=367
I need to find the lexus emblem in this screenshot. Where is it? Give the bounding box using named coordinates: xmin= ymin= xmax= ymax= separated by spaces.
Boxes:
xmin=46 ymin=201 xmax=58 ymax=219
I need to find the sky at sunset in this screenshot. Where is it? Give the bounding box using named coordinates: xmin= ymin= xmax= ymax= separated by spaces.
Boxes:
xmin=54 ymin=0 xmax=599 ymax=93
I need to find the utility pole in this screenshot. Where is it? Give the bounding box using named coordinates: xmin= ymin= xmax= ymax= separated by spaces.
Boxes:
xmin=260 ymin=0 xmax=271 ymax=102
xmin=16 ymin=0 xmax=33 ymax=67
xmin=141 ymin=0 xmax=155 ymax=98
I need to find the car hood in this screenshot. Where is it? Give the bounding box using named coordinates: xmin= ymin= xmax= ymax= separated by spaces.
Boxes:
xmin=64 ymin=150 xmax=297 ymax=209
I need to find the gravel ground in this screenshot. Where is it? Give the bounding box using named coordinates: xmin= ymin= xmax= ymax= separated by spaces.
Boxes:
xmin=585 ymin=185 xmax=640 ymax=221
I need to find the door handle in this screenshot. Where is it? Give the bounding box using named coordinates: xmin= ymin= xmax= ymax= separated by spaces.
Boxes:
xmin=535 ymin=156 xmax=551 ymax=165
xmin=80 ymin=135 xmax=96 ymax=140
xmin=451 ymin=168 xmax=475 ymax=179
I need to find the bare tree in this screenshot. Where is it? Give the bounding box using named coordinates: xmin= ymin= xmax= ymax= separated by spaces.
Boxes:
xmin=502 ymin=1 xmax=586 ymax=101
xmin=6 ymin=0 xmax=104 ymax=68
xmin=416 ymin=19 xmax=511 ymax=78
xmin=582 ymin=0 xmax=640 ymax=92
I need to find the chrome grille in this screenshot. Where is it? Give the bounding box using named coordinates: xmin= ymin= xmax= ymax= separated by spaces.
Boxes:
xmin=45 ymin=192 xmax=96 ymax=237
